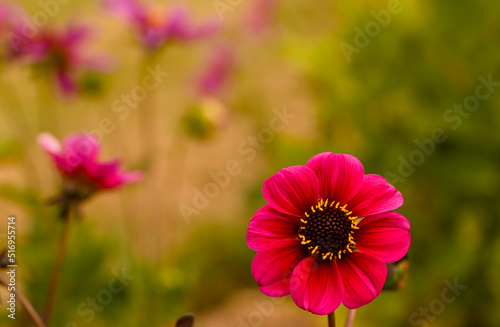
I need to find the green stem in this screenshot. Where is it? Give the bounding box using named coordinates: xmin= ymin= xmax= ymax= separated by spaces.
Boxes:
xmin=42 ymin=211 xmax=72 ymax=326
xmin=328 ymin=312 xmax=336 ymax=327
xmin=0 ymin=274 xmax=46 ymax=327
xmin=0 ymin=70 xmax=44 ymax=190
xmin=344 ymin=309 xmax=357 ymax=327
xmin=139 ymin=52 xmax=160 ymax=166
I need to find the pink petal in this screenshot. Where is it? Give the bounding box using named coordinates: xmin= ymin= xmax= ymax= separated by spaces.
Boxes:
xmin=290 ymin=257 xmax=342 ymax=315
xmin=306 ymin=153 xmax=364 ymax=205
xmin=63 ymin=134 xmax=99 ymax=160
xmin=165 ymin=6 xmax=189 ymax=36
xmin=84 ymin=160 xmax=120 ymax=180
xmin=245 ymin=0 xmax=279 ymax=35
xmin=21 ymin=37 xmax=51 ymax=61
xmin=181 ymin=18 xmax=220 ymax=40
xmin=37 ymin=133 xmax=62 ymax=157
xmin=82 ymin=54 xmax=115 ymax=72
xmin=337 ymin=252 xmax=387 ymax=309
xmin=348 ymin=174 xmax=403 ymax=218
xmin=355 ymin=212 xmax=411 ymax=263
xmin=99 ymin=170 xmax=143 ymax=189
xmin=63 ymin=25 xmax=90 ymax=45
xmin=104 ymin=0 xmax=145 ymax=24
xmin=0 ymin=5 xmax=11 ymax=25
xmin=143 ymin=29 xmax=167 ymax=48
xmin=56 ymin=69 xmax=77 ymax=95
xmin=247 ymin=205 xmax=300 ymax=251
xmin=251 ymin=239 xmax=305 ymax=297
xmin=38 ymin=133 xmax=74 ymax=173
xmin=263 ymin=166 xmax=319 ymax=217
xmin=196 ymin=46 xmax=233 ymax=96
xmin=60 ymin=134 xmax=100 ymax=172
xmin=167 ymin=6 xmax=220 ymax=40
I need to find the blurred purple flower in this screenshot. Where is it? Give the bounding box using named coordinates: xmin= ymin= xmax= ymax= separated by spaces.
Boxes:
xmin=104 ymin=0 xmax=220 ymax=50
xmin=196 ymin=46 xmax=234 ymax=97
xmin=38 ymin=132 xmax=143 ymax=199
xmin=9 ymin=20 xmax=111 ymax=95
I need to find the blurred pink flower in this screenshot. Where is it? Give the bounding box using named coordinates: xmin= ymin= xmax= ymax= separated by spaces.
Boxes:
xmin=196 ymin=46 xmax=234 ymax=97
xmin=247 ymin=153 xmax=411 ymax=315
xmin=181 ymin=46 xmax=234 ymax=140
xmin=38 ymin=133 xmax=143 ymax=199
xmin=244 ymin=0 xmax=279 ymax=35
xmin=11 ymin=21 xmax=111 ymax=95
xmin=0 ymin=3 xmax=17 ymax=58
xmin=0 ymin=4 xmax=10 ymax=33
xmin=104 ymin=0 xmax=220 ymax=50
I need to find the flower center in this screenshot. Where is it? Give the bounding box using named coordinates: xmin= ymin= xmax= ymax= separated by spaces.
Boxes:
xmin=298 ymin=199 xmax=358 ymax=261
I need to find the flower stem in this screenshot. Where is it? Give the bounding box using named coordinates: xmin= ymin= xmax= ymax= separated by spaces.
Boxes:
xmin=328 ymin=312 xmax=336 ymax=327
xmin=139 ymin=52 xmax=160 ymax=165
xmin=43 ymin=212 xmax=72 ymax=325
xmin=344 ymin=309 xmax=357 ymax=327
xmin=0 ymin=274 xmax=46 ymax=327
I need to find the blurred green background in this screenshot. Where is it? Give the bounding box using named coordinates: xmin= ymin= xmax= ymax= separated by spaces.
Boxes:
xmin=1 ymin=0 xmax=500 ymax=326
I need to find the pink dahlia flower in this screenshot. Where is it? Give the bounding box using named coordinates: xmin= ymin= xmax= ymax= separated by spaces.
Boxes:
xmin=247 ymin=153 xmax=411 ymax=315
xmin=104 ymin=0 xmax=220 ymax=50
xmin=38 ymin=133 xmax=143 ymax=199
